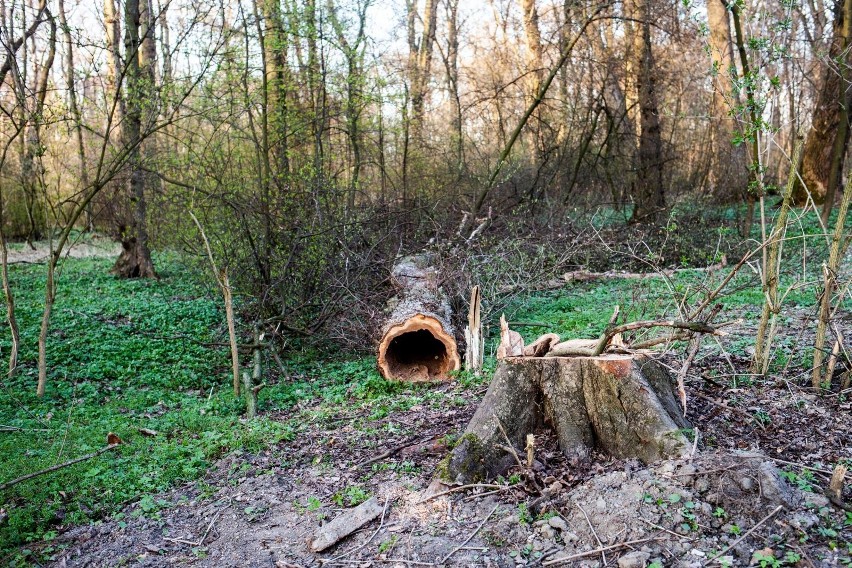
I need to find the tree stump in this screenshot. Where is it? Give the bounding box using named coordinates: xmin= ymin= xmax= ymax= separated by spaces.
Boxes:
xmin=377 ymin=254 xmax=460 ymax=382
xmin=440 ymin=355 xmax=690 ymax=484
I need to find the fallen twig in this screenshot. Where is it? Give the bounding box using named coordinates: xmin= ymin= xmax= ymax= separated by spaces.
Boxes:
xmin=708 ymin=505 xmax=783 ymax=563
xmin=541 ymin=537 xmax=662 ymax=566
xmin=163 ymin=506 xmax=225 ymax=547
xmin=0 ymin=436 xmax=121 ymax=492
xmin=440 ymin=503 xmax=499 ymax=564
xmin=417 ymin=483 xmax=506 ymax=504
xmin=575 ymin=502 xmax=607 ymax=566
xmin=356 ymin=436 xmax=434 ymax=469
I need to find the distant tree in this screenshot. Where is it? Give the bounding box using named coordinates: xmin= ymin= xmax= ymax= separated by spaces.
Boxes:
xmin=627 ymin=0 xmax=665 ymax=222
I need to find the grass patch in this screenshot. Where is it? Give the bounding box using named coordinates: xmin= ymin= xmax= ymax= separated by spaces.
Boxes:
xmin=0 ymin=255 xmax=295 ymax=559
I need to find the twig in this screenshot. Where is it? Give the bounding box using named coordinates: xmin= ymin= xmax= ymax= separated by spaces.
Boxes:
xmin=541 ymin=537 xmax=662 ymax=566
xmin=638 ymin=517 xmax=693 ymax=540
xmin=163 ymin=506 xmax=225 ymax=547
xmin=356 ymin=436 xmax=433 ymax=469
xmin=0 ymin=442 xmax=120 ymax=491
xmin=575 ymin=502 xmax=607 ymax=566
xmin=440 ymin=503 xmax=499 ymax=564
xmin=417 ymin=483 xmax=506 ymax=504
xmin=708 ymin=505 xmax=783 ymax=563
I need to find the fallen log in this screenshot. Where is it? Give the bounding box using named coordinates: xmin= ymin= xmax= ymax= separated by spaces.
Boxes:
xmin=438 ymin=355 xmax=690 ymax=484
xmin=377 ymin=254 xmax=460 ymax=381
xmin=309 ymin=496 xmax=384 ymax=552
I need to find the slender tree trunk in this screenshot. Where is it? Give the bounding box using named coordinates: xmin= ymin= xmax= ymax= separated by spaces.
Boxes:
xmin=520 ymin=0 xmax=544 ymax=162
xmin=0 ymin=222 xmax=18 ymax=378
xmin=628 ymin=0 xmax=665 ymax=223
xmin=58 ymin=0 xmax=92 ymax=230
xmin=409 ymin=0 xmax=439 ymax=142
xmin=706 ymin=0 xmax=749 ymax=200
xmin=111 ymin=0 xmax=157 ymax=279
xmin=259 ymin=0 xmax=290 ymax=182
xmin=444 ymin=0 xmax=463 ymax=176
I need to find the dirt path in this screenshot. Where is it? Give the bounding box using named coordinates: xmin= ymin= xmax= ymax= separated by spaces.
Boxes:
xmin=5 ymin=236 xmax=120 ymax=264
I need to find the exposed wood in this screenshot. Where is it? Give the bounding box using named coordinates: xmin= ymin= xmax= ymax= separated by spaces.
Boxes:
xmin=309 ymin=496 xmax=384 ymax=552
xmin=377 ymin=255 xmax=460 ymax=381
xmin=463 ymin=286 xmax=483 ymax=372
xmin=524 ymin=333 xmax=559 ymax=357
xmin=497 ymin=314 xmax=524 ymax=359
xmin=440 ymin=356 xmax=690 ymax=485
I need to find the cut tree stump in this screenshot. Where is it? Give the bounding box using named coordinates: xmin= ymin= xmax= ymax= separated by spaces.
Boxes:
xmin=439 ymin=355 xmax=690 ymax=484
xmin=377 ymin=254 xmax=460 ymax=382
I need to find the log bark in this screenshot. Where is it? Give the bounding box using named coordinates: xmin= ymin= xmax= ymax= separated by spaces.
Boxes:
xmin=439 ymin=355 xmax=689 ymax=484
xmin=377 ymin=254 xmax=460 ymax=381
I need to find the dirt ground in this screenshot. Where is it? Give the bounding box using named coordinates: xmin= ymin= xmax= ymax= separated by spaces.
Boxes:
xmin=6 ymin=235 xmax=119 ymax=264
xmin=49 ymin=351 xmax=852 ymax=568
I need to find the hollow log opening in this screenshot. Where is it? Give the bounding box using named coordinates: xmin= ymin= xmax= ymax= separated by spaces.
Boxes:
xmin=378 ymin=314 xmax=460 ymax=381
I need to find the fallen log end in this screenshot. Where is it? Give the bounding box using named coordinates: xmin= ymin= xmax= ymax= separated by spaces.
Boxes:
xmin=378 ymin=314 xmax=461 ymax=382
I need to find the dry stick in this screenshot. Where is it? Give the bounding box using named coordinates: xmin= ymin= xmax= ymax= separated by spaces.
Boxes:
xmin=0 ymin=443 xmax=119 ymax=491
xmin=753 ymin=136 xmax=805 ymax=375
xmin=356 ymin=436 xmax=434 ymax=468
xmin=708 ymin=505 xmax=783 ymax=563
xmin=541 ymin=537 xmax=661 ymax=566
xmin=190 ymin=211 xmax=241 ymax=397
xmin=575 ymin=502 xmax=607 ymax=566
xmin=417 ymin=483 xmax=506 ymax=504
xmin=163 ymin=507 xmax=225 ymax=547
xmin=440 ymin=503 xmax=499 ymax=564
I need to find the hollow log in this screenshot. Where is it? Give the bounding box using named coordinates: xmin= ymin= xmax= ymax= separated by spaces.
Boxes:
xmin=377 ymin=254 xmax=460 ymax=381
xmin=440 ymin=355 xmax=690 ymax=484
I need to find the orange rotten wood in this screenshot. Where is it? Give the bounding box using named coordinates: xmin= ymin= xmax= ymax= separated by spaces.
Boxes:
xmin=377 ymin=254 xmax=460 ymax=381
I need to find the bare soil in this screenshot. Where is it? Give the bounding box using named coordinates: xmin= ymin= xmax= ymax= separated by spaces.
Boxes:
xmin=6 ymin=236 xmax=119 ymax=264
xmin=49 ymin=353 xmax=852 ymax=568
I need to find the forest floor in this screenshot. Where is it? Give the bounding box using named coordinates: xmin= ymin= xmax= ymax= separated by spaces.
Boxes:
xmin=5 ymin=234 xmax=119 ymax=264
xmin=1 ymin=231 xmax=851 ymax=567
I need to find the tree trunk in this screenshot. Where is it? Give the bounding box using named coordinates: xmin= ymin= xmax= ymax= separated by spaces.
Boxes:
xmin=408 ymin=0 xmax=439 ymax=142
xmin=628 ymin=0 xmax=665 ymax=222
xmin=377 ymin=254 xmax=460 ymax=382
xmin=706 ymin=0 xmax=749 ymax=200
xmin=520 ymin=0 xmax=544 ymax=162
xmin=112 ymin=0 xmax=157 ymax=279
xmin=794 ymin=0 xmax=852 ymax=206
xmin=440 ymin=355 xmax=690 ymax=484
xmin=58 ymin=0 xmax=92 ymax=230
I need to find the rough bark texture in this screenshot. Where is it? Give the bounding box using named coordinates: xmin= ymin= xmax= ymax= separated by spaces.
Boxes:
xmin=377 ymin=254 xmax=460 ymax=382
xmin=794 ymin=0 xmax=851 ymax=205
xmin=441 ymin=356 xmax=689 ymax=484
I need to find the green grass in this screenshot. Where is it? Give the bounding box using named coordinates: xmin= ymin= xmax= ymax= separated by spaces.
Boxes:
xmin=0 ymin=255 xmax=295 ymax=560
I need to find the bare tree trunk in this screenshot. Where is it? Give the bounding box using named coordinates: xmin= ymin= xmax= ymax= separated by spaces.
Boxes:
xmin=112 ymin=0 xmax=157 ymax=279
xmin=259 ymin=0 xmax=290 ymax=181
xmin=327 ymin=0 xmax=368 ymax=217
xmin=520 ymin=0 xmax=544 ymax=162
xmin=0 ymin=224 xmax=18 ymax=377
xmin=408 ymin=0 xmax=439 ymax=142
xmin=822 ymin=0 xmax=852 ymax=222
xmin=706 ymin=0 xmax=749 ymax=200
xmin=628 ymin=0 xmax=665 ymax=223
xmin=58 ymin=0 xmax=91 ymax=230
xmin=104 ymin=0 xmax=125 ymax=129
xmin=813 ymin=169 xmax=852 ymax=388
xmin=443 ymin=0 xmax=463 ymax=176
xmin=794 ymin=0 xmax=851 ymax=206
